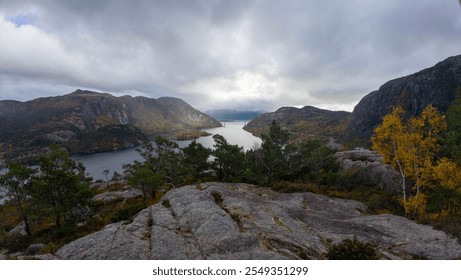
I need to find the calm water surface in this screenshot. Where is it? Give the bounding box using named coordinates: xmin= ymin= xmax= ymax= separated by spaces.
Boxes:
xmin=72 ymin=121 xmax=261 ymax=180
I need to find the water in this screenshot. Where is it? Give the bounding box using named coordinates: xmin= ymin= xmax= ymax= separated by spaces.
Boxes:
xmin=0 ymin=122 xmax=261 ymax=197
xmin=73 ymin=121 xmax=261 ymax=181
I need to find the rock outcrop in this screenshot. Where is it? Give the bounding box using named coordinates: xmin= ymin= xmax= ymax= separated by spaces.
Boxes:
xmin=55 ymin=183 xmax=461 ymax=260
xmin=334 ymin=149 xmax=401 ymax=193
xmin=0 ymin=90 xmax=221 ymax=161
xmin=347 ymin=54 xmax=461 ymax=141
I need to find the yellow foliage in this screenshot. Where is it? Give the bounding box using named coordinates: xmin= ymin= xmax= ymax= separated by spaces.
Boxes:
xmin=372 ymin=105 xmax=447 ymax=218
xmin=433 ymin=158 xmax=461 ymax=190
xmin=406 ymin=193 xmax=428 ymax=218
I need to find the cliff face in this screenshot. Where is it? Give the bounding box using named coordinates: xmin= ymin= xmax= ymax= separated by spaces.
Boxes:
xmin=243 ymin=106 xmax=351 ymax=143
xmin=347 ymin=55 xmax=461 ymax=141
xmin=54 ymin=183 xmax=461 ymax=260
xmin=0 ymin=90 xmax=221 ymax=160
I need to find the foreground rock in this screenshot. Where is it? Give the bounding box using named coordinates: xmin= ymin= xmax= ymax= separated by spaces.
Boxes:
xmin=56 ymin=183 xmax=461 ymax=260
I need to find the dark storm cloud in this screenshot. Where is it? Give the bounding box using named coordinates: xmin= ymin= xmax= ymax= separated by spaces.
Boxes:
xmin=0 ymin=0 xmax=460 ymax=111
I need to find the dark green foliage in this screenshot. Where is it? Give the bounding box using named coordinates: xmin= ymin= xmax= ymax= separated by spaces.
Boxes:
xmin=282 ymin=140 xmax=338 ymax=185
xmin=0 ymin=162 xmax=36 ymax=236
xmin=181 ymin=140 xmax=212 ymax=179
xmin=125 ymin=136 xmax=184 ymax=204
xmin=212 ymin=134 xmax=247 ymax=182
xmin=110 ymin=204 xmax=145 ymax=223
xmin=326 ymin=237 xmax=379 ymax=260
xmin=444 ymin=87 xmax=461 ymax=165
xmin=260 ymin=120 xmax=290 ymax=185
xmin=124 ymin=161 xmax=165 ymax=205
xmin=0 ymin=234 xmax=32 ymax=253
xmin=30 ymin=145 xmax=94 ymax=229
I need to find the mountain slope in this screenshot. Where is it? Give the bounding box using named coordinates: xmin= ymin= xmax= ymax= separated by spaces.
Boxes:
xmin=205 ymin=109 xmax=265 ymax=121
xmin=243 ymin=106 xmax=351 ymax=143
xmin=0 ymin=90 xmax=221 ymax=161
xmin=347 ymin=55 xmax=461 ymax=141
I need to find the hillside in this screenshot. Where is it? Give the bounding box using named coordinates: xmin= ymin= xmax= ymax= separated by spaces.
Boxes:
xmin=347 ymin=54 xmax=461 ymax=141
xmin=0 ymin=90 xmax=221 ymax=161
xmin=205 ymin=109 xmax=265 ymax=121
xmin=243 ymin=106 xmax=351 ymax=144
xmin=244 ymin=55 xmax=461 ymax=145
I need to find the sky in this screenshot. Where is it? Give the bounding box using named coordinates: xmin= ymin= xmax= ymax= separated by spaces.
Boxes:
xmin=0 ymin=0 xmax=460 ymax=112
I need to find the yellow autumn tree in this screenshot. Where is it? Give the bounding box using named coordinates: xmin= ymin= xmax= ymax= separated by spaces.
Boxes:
xmin=371 ymin=105 xmax=446 ymax=217
xmin=371 ymin=106 xmax=409 ymax=214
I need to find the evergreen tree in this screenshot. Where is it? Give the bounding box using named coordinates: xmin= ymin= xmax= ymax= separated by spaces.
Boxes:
xmin=0 ymin=162 xmax=36 ymax=236
xmin=181 ymin=140 xmax=212 ymax=179
xmin=444 ymin=87 xmax=461 ymax=165
xmin=31 ymin=145 xmax=93 ymax=229
xmin=212 ymin=134 xmax=246 ymax=182
xmin=260 ymin=120 xmax=289 ymax=185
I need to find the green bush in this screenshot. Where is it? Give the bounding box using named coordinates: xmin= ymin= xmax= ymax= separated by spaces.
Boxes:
xmin=326 ymin=237 xmax=379 ymax=260
xmin=0 ymin=234 xmax=31 ymax=253
xmin=110 ymin=204 xmax=145 ymax=223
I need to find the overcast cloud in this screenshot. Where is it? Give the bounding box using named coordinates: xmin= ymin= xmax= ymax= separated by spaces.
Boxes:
xmin=0 ymin=0 xmax=460 ymax=112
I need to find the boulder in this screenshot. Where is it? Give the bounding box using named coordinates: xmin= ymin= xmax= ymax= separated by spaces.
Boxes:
xmin=334 ymin=149 xmax=401 ymax=193
xmin=55 ymin=183 xmax=461 ymax=260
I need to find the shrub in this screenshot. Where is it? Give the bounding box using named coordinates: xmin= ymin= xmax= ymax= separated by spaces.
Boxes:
xmin=0 ymin=234 xmax=31 ymax=253
xmin=110 ymin=204 xmax=145 ymax=223
xmin=326 ymin=237 xmax=379 ymax=260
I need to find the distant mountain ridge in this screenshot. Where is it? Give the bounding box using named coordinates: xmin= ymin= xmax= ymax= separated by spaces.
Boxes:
xmin=347 ymin=54 xmax=461 ymax=140
xmin=245 ymin=54 xmax=461 ymax=145
xmin=205 ymin=109 xmax=265 ymax=121
xmin=243 ymin=106 xmax=351 ymax=143
xmin=0 ymin=90 xmax=221 ymax=162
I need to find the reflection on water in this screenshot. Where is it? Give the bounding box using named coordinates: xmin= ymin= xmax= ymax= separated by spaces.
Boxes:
xmin=73 ymin=121 xmax=261 ymax=181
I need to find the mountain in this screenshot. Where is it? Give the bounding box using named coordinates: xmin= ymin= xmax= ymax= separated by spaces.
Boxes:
xmin=243 ymin=106 xmax=351 ymax=144
xmin=244 ymin=55 xmax=461 ymax=145
xmin=347 ymin=54 xmax=461 ymax=141
xmin=0 ymin=90 xmax=221 ymax=161
xmin=205 ymin=109 xmax=265 ymax=121
xmin=52 ymin=183 xmax=461 ymax=260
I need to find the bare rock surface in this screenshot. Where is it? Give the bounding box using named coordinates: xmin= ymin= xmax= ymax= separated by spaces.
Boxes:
xmin=92 ymin=187 xmax=143 ymax=204
xmin=334 ymin=149 xmax=401 ymax=193
xmin=55 ymin=183 xmax=461 ymax=260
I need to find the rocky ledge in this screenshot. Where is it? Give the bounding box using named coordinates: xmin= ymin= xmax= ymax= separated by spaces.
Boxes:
xmin=54 ymin=183 xmax=461 ymax=260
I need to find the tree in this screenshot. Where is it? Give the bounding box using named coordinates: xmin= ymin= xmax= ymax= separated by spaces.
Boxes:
xmin=31 ymin=145 xmax=93 ymax=229
xmin=125 ymin=136 xmax=183 ymax=199
xmin=136 ymin=136 xmax=180 ymax=174
xmin=124 ymin=161 xmax=164 ymax=205
xmin=181 ymin=140 xmax=211 ymax=179
xmin=212 ymin=134 xmax=246 ymax=182
xmin=444 ymin=87 xmax=461 ymax=165
xmin=371 ymin=106 xmax=446 ymax=217
xmin=429 ymin=158 xmax=461 ymax=222
xmin=259 ymin=120 xmax=289 ymax=185
xmin=0 ymin=162 xmax=36 ymax=236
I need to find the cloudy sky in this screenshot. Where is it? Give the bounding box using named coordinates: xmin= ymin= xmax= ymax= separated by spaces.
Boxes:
xmin=0 ymin=0 xmax=460 ymax=112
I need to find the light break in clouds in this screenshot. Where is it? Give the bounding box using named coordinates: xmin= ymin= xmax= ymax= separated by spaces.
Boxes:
xmin=0 ymin=0 xmax=460 ymax=112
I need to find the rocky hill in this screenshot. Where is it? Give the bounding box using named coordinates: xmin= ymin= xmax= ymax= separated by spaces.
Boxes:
xmin=243 ymin=106 xmax=351 ymax=144
xmin=205 ymin=109 xmax=265 ymax=121
xmin=49 ymin=183 xmax=460 ymax=260
xmin=0 ymin=90 xmax=221 ymax=161
xmin=243 ymin=55 xmax=461 ymax=145
xmin=347 ymin=54 xmax=461 ymax=141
